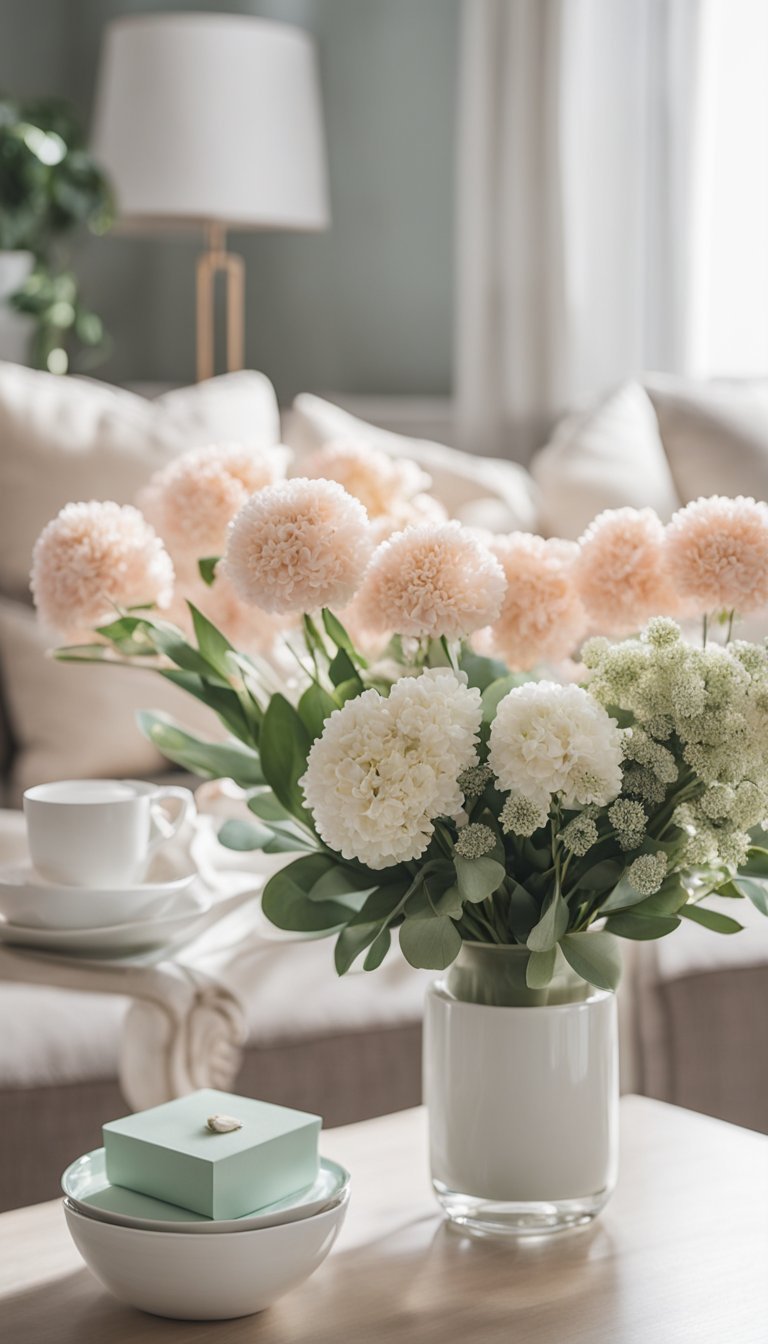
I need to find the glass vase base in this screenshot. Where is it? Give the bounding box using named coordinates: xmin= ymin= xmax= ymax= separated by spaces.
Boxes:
xmin=433 ymin=1180 xmax=609 ymax=1239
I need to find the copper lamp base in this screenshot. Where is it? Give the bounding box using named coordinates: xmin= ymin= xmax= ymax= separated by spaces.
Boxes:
xmin=195 ymin=221 xmax=245 ymax=382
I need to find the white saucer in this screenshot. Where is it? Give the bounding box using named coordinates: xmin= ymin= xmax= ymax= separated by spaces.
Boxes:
xmin=0 ymin=850 xmax=197 ymax=930
xmin=0 ymin=885 xmax=212 ymax=957
xmin=63 ymin=1148 xmax=350 ymax=1233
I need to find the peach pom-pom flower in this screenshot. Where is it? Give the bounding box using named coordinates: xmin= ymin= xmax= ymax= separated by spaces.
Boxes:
xmin=488 ymin=533 xmax=587 ymax=669
xmin=353 ymin=522 xmax=506 ymax=640
xmin=224 ymin=478 xmax=373 ymax=614
xmin=575 ymin=507 xmax=680 ymax=635
xmin=663 ymin=495 xmax=768 ymax=616
xmin=31 ymin=501 xmax=174 ymax=641
xmin=138 ymin=443 xmax=288 ymax=565
xmin=304 ymin=440 xmax=430 ymax=519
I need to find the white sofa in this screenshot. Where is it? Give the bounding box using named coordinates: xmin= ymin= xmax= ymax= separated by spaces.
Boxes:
xmin=1 ymin=361 xmax=768 ymax=1211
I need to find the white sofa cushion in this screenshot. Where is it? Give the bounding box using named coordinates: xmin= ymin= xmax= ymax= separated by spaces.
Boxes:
xmin=644 ymin=373 xmax=768 ymax=504
xmin=0 ymin=599 xmax=221 ymax=803
xmin=286 ymin=392 xmax=540 ymax=534
xmin=531 ymin=381 xmax=681 ymax=540
xmin=0 ymin=363 xmax=280 ymax=599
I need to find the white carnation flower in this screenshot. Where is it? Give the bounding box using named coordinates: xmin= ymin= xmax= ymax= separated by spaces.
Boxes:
xmin=300 ymin=668 xmax=482 ymax=869
xmin=488 ymin=681 xmax=624 ymax=810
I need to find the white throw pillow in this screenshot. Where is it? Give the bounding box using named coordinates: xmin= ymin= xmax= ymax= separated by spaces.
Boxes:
xmin=0 ymin=362 xmax=280 ymax=599
xmin=643 ymin=374 xmax=768 ymax=504
xmin=285 ymin=393 xmax=540 ymax=534
xmin=0 ymin=599 xmax=224 ymax=805
xmin=531 ymin=382 xmax=681 ymax=540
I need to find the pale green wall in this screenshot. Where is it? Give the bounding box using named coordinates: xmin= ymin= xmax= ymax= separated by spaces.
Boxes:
xmin=0 ymin=0 xmax=459 ymax=398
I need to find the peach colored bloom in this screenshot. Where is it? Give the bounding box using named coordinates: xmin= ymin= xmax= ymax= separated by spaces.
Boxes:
xmin=224 ymin=478 xmax=373 ymax=614
xmin=353 ymin=522 xmax=506 ymax=640
xmin=303 ymin=440 xmax=430 ymax=518
xmin=488 ymin=533 xmax=587 ymax=669
xmin=575 ymin=507 xmax=681 ymax=635
xmin=370 ymin=492 xmax=448 ymax=544
xmin=31 ymin=501 xmax=174 ymax=641
xmin=664 ymin=495 xmax=768 ymax=615
xmin=139 ymin=443 xmax=288 ymax=563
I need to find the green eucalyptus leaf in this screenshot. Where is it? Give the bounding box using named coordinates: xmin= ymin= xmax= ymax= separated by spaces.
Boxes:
xmin=526 ymin=947 xmax=556 ymax=989
xmin=136 ymin=711 xmax=264 ymax=786
xmin=217 ymin=818 xmax=271 ymax=852
xmin=198 ymin=557 xmax=221 ymax=587
xmin=573 ymin=860 xmax=623 ymax=897
xmin=399 ymin=915 xmax=462 ymax=970
xmin=188 ymin=603 xmax=236 ymax=679
xmin=506 ymin=882 xmax=540 ymax=941
xmin=297 ymin=683 xmax=338 ymax=741
xmin=261 ymin=855 xmax=349 ymax=933
xmin=560 ymin=931 xmax=622 ymax=991
xmin=459 ymin=650 xmax=511 ymax=692
xmin=454 ymin=855 xmax=506 ymax=904
xmin=680 ymin=905 xmax=743 ymax=934
xmin=603 ymin=912 xmax=681 ymax=940
xmin=527 ymin=887 xmax=569 ymax=952
xmin=158 ymin=669 xmax=252 ymax=742
xmin=308 ymin=865 xmax=375 ymax=906
xmin=334 ymin=921 xmax=381 ymax=974
xmin=363 ymin=926 xmax=391 ymax=971
xmin=322 ymin=608 xmax=367 ymax=667
xmin=732 ymin=875 xmax=768 ymax=916
xmin=259 ymin=694 xmax=312 ymax=824
xmin=328 ymin=648 xmax=363 ymax=691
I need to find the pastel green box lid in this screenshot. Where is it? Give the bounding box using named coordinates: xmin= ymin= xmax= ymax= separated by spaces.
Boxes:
xmin=103 ymin=1088 xmax=321 ymax=1220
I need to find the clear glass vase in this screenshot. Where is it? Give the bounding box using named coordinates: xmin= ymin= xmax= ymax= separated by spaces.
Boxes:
xmin=423 ymin=942 xmax=619 ymax=1238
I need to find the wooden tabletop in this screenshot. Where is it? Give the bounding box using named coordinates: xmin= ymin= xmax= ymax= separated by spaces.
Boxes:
xmin=2 ymin=1096 xmax=766 ymax=1343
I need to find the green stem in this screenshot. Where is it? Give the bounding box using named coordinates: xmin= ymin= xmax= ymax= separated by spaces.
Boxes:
xmin=702 ymin=613 xmax=708 ymax=648
xmin=726 ymin=609 xmax=735 ymax=643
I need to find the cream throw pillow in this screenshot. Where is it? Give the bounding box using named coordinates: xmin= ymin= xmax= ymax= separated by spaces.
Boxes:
xmin=0 ymin=599 xmax=224 ymax=805
xmin=644 ymin=374 xmax=768 ymax=504
xmin=531 ymin=382 xmax=681 ymax=540
xmin=0 ymin=362 xmax=280 ymax=599
xmin=285 ymin=393 xmax=541 ymax=534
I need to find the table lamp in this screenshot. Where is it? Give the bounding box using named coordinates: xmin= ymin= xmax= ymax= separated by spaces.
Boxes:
xmin=92 ymin=13 xmax=329 ymax=381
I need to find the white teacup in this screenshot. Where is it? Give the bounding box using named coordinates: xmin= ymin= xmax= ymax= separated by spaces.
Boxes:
xmin=23 ymin=780 xmax=195 ymax=889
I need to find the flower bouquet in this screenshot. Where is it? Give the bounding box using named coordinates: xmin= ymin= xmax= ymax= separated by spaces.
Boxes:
xmin=32 ymin=452 xmax=768 ymax=992
xmin=31 ymin=443 xmax=768 ymax=1232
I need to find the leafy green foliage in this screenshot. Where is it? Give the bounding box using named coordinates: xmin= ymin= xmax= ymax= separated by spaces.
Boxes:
xmin=136 ymin=712 xmax=264 ymax=787
xmin=0 ymin=95 xmax=113 ymax=371
xmin=560 ymin=932 xmax=622 ymax=991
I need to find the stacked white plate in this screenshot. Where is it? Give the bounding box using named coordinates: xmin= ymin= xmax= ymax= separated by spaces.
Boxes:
xmin=62 ymin=1148 xmax=350 ymax=1319
xmin=0 ymin=850 xmax=213 ymax=958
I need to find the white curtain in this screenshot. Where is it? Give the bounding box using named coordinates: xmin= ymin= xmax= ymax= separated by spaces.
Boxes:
xmin=454 ymin=0 xmax=706 ymax=460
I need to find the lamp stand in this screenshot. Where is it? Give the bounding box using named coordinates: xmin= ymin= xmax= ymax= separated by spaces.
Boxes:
xmin=195 ymin=221 xmax=245 ymax=382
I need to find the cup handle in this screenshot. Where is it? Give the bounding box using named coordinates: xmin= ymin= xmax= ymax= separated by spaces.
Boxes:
xmin=148 ymin=786 xmax=196 ymax=854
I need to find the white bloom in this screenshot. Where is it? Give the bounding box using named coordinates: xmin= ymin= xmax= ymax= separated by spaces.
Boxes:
xmin=488 ymin=681 xmax=624 ymax=810
xmin=300 ymin=668 xmax=482 ymax=868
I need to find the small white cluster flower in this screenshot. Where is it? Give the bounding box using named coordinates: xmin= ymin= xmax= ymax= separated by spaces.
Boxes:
xmin=500 ymin=793 xmax=549 ymax=837
xmin=626 ymin=851 xmax=668 ymax=896
xmin=300 ymin=668 xmax=481 ymax=869
xmin=586 ymin=622 xmax=768 ymax=872
xmin=489 ymin=681 xmax=624 ymax=811
xmin=458 ymin=764 xmax=494 ymax=798
xmin=608 ymin=798 xmax=647 ymax=851
xmin=454 ymin=823 xmax=496 ymax=859
xmin=561 ymin=812 xmax=599 ymax=856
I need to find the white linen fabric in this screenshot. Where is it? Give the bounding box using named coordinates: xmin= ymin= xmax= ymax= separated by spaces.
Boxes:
xmin=0 ymin=362 xmax=281 ymax=599
xmin=455 ymin=0 xmax=704 ymax=461
xmin=286 ymin=392 xmax=540 ymax=533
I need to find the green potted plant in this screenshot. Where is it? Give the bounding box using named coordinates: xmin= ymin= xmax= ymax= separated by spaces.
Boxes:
xmin=0 ymin=94 xmax=113 ymax=372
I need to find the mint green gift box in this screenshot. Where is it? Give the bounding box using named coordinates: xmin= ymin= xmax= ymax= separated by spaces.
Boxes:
xmin=103 ymin=1088 xmax=321 ymax=1221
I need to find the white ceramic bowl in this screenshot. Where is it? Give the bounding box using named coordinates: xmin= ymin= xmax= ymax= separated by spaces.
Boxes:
xmin=0 ymin=851 xmax=196 ymax=929
xmin=63 ymin=1190 xmax=348 ymax=1320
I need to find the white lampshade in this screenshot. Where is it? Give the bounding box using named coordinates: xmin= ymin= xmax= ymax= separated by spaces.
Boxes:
xmin=92 ymin=13 xmax=329 ymax=231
